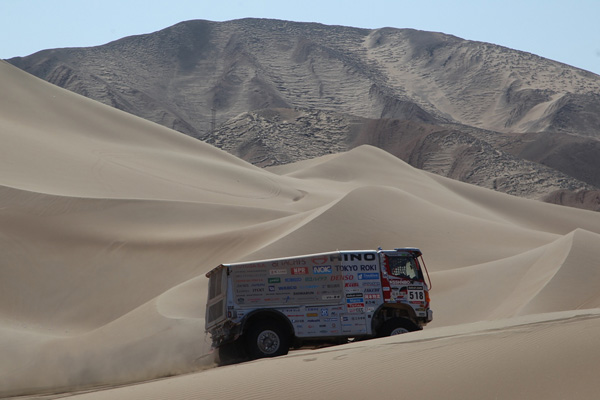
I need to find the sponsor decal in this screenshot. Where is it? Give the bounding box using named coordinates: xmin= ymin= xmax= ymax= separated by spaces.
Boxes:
xmin=347 ymin=297 xmax=364 ymax=304
xmin=313 ymin=265 xmax=333 ymax=274
xmin=322 ymin=294 xmax=342 ymax=300
xmin=345 ymin=282 xmax=359 ymax=287
xmin=312 ymin=255 xmax=329 ymax=265
xmin=361 ymin=282 xmax=381 ymax=287
xmin=278 ymin=286 xmax=297 ymax=290
xmin=321 ymin=308 xmax=329 ymax=317
xmin=282 ymin=259 xmax=307 ymax=266
xmin=329 ymin=253 xmax=377 ymax=262
xmin=292 ymin=267 xmax=309 ymax=275
xmin=358 ymin=273 xmax=379 ymax=280
xmin=285 ymin=277 xmax=302 ymax=282
xmin=331 ymin=275 xmax=354 ymax=281
xmin=342 ymin=315 xmax=366 ymax=321
xmin=270 ymin=269 xmax=287 ymax=275
xmin=336 ymin=265 xmax=359 ymax=272
xmin=360 ymin=264 xmax=377 ymax=271
xmin=347 ymin=292 xmax=364 ymax=298
xmin=304 ymin=284 xmax=319 ymax=289
xmin=347 ymin=306 xmax=365 ymax=313
xmin=389 ymin=278 xmax=413 ymax=285
xmin=268 ymin=277 xmax=280 ymax=284
xmin=307 ymin=313 xmax=318 ymax=317
xmin=305 ymin=276 xmax=328 ymax=282
xmin=269 ymin=286 xmax=275 ymax=292
xmin=235 ymin=278 xmax=264 ymax=283
xmin=365 ymin=294 xmax=381 ymax=300
xmin=347 ymin=303 xmax=365 ymax=308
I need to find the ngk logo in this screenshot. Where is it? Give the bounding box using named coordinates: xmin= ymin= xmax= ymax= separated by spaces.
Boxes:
xmin=313 ymin=266 xmax=332 ymax=274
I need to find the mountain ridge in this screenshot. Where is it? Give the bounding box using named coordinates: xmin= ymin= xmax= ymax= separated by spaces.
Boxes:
xmin=8 ymin=18 xmax=600 ymax=210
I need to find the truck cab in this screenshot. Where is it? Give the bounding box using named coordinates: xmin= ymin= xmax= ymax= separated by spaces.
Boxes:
xmin=374 ymin=248 xmax=432 ymax=335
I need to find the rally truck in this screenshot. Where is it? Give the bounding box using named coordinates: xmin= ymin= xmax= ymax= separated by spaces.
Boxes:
xmin=205 ymin=248 xmax=432 ymax=364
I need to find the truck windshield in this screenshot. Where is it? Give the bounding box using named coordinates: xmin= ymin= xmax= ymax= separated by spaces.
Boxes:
xmin=388 ymin=256 xmax=422 ymax=281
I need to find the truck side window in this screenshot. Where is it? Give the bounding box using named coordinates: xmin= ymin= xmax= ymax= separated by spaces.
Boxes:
xmin=388 ymin=257 xmax=419 ymax=280
xmin=209 ymin=269 xmax=223 ymax=299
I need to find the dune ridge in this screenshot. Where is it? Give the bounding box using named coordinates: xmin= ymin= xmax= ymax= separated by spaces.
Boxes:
xmin=2 ymin=60 xmax=600 ymax=399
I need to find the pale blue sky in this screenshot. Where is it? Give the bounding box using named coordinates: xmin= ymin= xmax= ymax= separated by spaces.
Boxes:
xmin=2 ymin=0 xmax=599 ymax=75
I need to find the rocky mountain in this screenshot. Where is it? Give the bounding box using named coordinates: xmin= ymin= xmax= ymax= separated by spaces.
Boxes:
xmin=8 ymin=18 xmax=600 ymax=210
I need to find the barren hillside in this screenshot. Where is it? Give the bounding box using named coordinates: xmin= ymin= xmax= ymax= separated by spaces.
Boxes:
xmin=8 ymin=18 xmax=600 ymax=209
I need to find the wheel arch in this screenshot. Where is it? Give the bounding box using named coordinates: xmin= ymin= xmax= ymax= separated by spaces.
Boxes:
xmin=371 ymin=304 xmax=419 ymax=335
xmin=241 ymin=309 xmax=295 ymax=339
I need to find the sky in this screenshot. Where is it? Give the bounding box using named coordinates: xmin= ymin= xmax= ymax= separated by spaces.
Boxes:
xmin=2 ymin=0 xmax=600 ymax=75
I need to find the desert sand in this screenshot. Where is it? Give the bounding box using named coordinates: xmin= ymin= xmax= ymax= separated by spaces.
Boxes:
xmin=2 ymin=59 xmax=600 ymax=399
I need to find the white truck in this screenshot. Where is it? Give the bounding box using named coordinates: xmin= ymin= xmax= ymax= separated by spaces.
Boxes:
xmin=205 ymin=248 xmax=432 ymax=364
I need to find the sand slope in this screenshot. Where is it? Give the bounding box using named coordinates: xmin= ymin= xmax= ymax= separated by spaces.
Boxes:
xmin=2 ymin=60 xmax=600 ymax=399
xmin=64 ymin=310 xmax=600 ymax=400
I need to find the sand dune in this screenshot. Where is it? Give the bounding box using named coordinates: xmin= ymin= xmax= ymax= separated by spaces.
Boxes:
xmin=63 ymin=310 xmax=600 ymax=400
xmin=2 ymin=59 xmax=600 ymax=399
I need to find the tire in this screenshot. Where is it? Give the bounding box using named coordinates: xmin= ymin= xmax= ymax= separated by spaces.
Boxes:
xmin=379 ymin=317 xmax=420 ymax=337
xmin=245 ymin=319 xmax=290 ymax=359
xmin=217 ymin=339 xmax=247 ymax=366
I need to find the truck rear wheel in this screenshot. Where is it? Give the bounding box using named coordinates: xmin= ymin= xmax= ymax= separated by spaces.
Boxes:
xmin=245 ymin=320 xmax=290 ymax=359
xmin=379 ymin=317 xmax=419 ymax=336
xmin=217 ymin=339 xmax=246 ymax=366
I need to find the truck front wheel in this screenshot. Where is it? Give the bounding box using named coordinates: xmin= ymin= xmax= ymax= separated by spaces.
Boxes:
xmin=379 ymin=317 xmax=419 ymax=336
xmin=245 ymin=320 xmax=290 ymax=359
